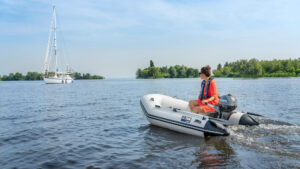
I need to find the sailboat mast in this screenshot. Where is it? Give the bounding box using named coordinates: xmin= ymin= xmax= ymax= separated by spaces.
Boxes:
xmin=43 ymin=7 xmax=54 ymax=75
xmin=53 ymin=6 xmax=57 ymax=76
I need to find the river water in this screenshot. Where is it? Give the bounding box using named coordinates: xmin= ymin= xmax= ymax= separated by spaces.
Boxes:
xmin=0 ymin=78 xmax=299 ymax=169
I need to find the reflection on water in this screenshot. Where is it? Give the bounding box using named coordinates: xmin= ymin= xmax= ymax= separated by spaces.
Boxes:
xmin=0 ymin=78 xmax=300 ymax=168
xmin=142 ymin=125 xmax=238 ymax=168
xmin=193 ymin=137 xmax=236 ymax=168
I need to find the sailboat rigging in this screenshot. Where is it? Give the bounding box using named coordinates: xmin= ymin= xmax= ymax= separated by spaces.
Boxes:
xmin=42 ymin=6 xmax=73 ymax=84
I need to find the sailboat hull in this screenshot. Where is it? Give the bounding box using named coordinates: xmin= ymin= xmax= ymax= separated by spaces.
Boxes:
xmin=44 ymin=77 xmax=73 ymax=84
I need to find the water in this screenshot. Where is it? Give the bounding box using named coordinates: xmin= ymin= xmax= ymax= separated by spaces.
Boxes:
xmin=0 ymin=78 xmax=299 ymax=169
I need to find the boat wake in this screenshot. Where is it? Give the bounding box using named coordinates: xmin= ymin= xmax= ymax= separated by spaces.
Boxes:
xmin=227 ymin=117 xmax=300 ymax=159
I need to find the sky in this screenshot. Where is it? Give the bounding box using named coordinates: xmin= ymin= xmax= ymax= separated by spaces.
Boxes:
xmin=1 ymin=0 xmax=300 ymax=78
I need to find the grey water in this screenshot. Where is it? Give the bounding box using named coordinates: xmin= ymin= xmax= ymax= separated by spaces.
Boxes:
xmin=0 ymin=78 xmax=299 ymax=169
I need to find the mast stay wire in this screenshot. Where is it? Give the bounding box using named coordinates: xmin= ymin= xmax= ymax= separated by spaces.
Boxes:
xmin=56 ymin=10 xmax=74 ymax=73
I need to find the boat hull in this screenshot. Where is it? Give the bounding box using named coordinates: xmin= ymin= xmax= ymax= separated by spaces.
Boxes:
xmin=140 ymin=94 xmax=229 ymax=137
xmin=141 ymin=94 xmax=258 ymax=126
xmin=44 ymin=77 xmax=73 ymax=84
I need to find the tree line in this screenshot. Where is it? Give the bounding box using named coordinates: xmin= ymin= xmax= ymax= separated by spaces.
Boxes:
xmin=73 ymin=72 xmax=104 ymax=80
xmin=136 ymin=60 xmax=199 ymax=78
xmin=0 ymin=72 xmax=104 ymax=81
xmin=213 ymin=58 xmax=300 ymax=77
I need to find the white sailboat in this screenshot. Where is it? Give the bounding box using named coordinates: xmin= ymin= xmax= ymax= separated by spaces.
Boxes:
xmin=42 ymin=6 xmax=73 ymax=84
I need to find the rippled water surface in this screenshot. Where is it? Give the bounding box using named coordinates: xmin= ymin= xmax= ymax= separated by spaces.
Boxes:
xmin=0 ymin=78 xmax=299 ymax=169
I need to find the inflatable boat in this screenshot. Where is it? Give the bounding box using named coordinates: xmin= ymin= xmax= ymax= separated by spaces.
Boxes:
xmin=140 ymin=94 xmax=230 ymax=137
xmin=141 ymin=94 xmax=261 ymax=126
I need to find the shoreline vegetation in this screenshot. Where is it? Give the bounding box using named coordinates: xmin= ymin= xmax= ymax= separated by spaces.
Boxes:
xmin=213 ymin=58 xmax=300 ymax=78
xmin=0 ymin=72 xmax=104 ymax=81
xmin=137 ymin=59 xmax=300 ymax=79
xmin=136 ymin=60 xmax=199 ymax=78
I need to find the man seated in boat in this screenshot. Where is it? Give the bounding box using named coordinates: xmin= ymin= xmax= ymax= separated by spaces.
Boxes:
xmin=189 ymin=65 xmax=219 ymax=115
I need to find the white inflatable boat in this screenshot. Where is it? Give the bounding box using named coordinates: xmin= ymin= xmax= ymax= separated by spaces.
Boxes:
xmin=140 ymin=94 xmax=229 ymax=137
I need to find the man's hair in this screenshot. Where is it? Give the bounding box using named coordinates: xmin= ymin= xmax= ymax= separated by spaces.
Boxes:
xmin=200 ymin=65 xmax=211 ymax=77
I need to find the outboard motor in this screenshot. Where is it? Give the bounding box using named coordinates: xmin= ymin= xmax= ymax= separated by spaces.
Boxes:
xmin=219 ymin=94 xmax=259 ymax=126
xmin=219 ymin=94 xmax=237 ymax=112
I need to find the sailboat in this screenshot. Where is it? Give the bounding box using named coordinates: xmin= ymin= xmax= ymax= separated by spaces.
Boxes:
xmin=42 ymin=6 xmax=73 ymax=84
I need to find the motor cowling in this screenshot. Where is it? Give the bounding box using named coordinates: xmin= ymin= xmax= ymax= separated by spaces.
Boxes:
xmin=219 ymin=94 xmax=237 ymax=112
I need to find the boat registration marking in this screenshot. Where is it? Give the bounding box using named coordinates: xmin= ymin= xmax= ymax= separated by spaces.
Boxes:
xmin=181 ymin=116 xmax=192 ymax=123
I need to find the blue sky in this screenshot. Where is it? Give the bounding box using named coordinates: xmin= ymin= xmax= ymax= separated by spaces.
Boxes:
xmin=1 ymin=0 xmax=300 ymax=78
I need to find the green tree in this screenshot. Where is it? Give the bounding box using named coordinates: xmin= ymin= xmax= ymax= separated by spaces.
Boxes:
xmin=83 ymin=73 xmax=91 ymax=79
xmin=178 ymin=66 xmax=186 ymax=78
xmin=160 ymin=66 xmax=170 ymax=78
xmin=213 ymin=70 xmax=222 ymax=77
xmin=136 ymin=69 xmax=142 ymax=79
xmin=186 ymin=68 xmax=194 ymax=77
xmin=8 ymin=73 xmax=14 ymax=81
xmin=26 ymin=72 xmax=41 ymax=80
xmin=284 ymin=59 xmax=295 ymax=72
xmin=25 ymin=72 xmax=33 ymax=80
xmin=191 ymin=69 xmax=199 ymax=77
xmin=168 ymin=66 xmax=177 ymax=78
xmin=246 ymin=59 xmax=263 ymax=76
xmin=224 ymin=62 xmax=229 ymax=67
xmin=141 ymin=69 xmax=149 ymax=78
xmin=74 ymin=72 xmax=82 ymax=79
xmin=217 ymin=64 xmax=222 ymax=71
xmin=222 ymin=67 xmax=231 ymax=76
xmin=148 ymin=67 xmax=161 ymax=78
xmin=273 ymin=60 xmax=283 ymax=73
xmin=292 ymin=59 xmax=300 ymax=70
xmin=73 ymin=72 xmax=103 ymax=80
xmin=160 ymin=66 xmax=168 ymax=74
xmin=2 ymin=75 xmax=8 ymax=81
xmin=261 ymin=61 xmax=273 ymax=74
xmin=14 ymin=72 xmax=24 ymax=80
xmin=296 ymin=69 xmax=300 ymax=75
xmin=91 ymin=75 xmax=104 ymax=79
xmin=150 ymin=60 xmax=154 ymax=67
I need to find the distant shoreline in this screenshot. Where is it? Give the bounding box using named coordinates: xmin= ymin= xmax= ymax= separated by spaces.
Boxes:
xmin=213 ymin=58 xmax=300 ymax=78
xmin=0 ymin=72 xmax=104 ymax=81
xmin=137 ymin=58 xmax=300 ymax=79
xmin=136 ymin=60 xmax=199 ymax=79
